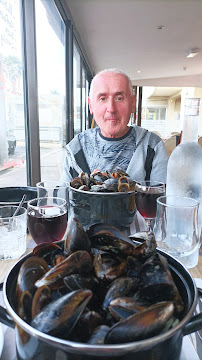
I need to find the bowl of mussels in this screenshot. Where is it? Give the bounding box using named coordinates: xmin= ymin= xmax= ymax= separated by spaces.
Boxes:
xmin=68 ymin=169 xmax=136 ymax=230
xmin=1 ymin=220 xmax=202 ymax=360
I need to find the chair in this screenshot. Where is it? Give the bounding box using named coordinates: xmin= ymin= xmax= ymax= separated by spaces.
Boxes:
xmin=164 ymin=134 xmax=180 ymax=157
xmin=198 ymin=136 xmax=202 ymax=147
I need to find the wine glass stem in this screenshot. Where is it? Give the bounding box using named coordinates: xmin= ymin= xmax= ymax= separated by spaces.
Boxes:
xmin=145 ymin=218 xmax=153 ymax=231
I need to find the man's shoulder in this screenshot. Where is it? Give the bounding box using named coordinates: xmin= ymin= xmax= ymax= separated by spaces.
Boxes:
xmin=66 ymin=128 xmax=98 ymax=152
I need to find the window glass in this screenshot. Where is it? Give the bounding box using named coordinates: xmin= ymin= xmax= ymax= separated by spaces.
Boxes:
xmin=35 ymin=0 xmax=66 ymax=181
xmin=0 ymin=0 xmax=27 ymax=187
xmin=86 ymin=79 xmax=89 ymax=129
xmin=73 ymin=42 xmax=81 ymax=136
xmin=82 ymin=66 xmax=86 ymax=131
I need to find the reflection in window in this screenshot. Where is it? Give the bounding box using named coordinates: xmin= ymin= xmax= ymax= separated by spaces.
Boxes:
xmin=73 ymin=42 xmax=81 ymax=136
xmin=35 ymin=0 xmax=66 ymax=181
xmin=0 ymin=0 xmax=27 ymax=187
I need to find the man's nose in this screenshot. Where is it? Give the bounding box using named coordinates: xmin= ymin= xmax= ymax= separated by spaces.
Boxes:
xmin=107 ymin=98 xmax=117 ymax=112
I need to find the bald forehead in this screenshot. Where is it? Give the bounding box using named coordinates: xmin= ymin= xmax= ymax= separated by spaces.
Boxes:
xmin=90 ymin=72 xmax=131 ymax=99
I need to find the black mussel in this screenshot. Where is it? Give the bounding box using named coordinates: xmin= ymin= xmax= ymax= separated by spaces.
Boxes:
xmin=70 ymin=177 xmax=83 ymax=189
xmin=35 ymin=250 xmax=93 ymax=290
xmin=33 ymin=242 xmax=66 ymax=267
xmin=103 ymin=178 xmax=119 ymax=191
xmin=31 ymin=289 xmax=92 ymax=337
xmin=89 ymin=226 xmax=135 ymax=255
xmin=88 ymin=325 xmax=110 ymax=345
xmin=79 ymin=172 xmax=91 ymax=187
xmin=31 ymin=285 xmax=52 ymax=319
xmin=135 ymin=253 xmax=184 ymax=313
xmin=112 ymin=169 xmax=129 ymax=178
xmin=72 ymin=310 xmax=102 ymax=342
xmin=105 ymin=301 xmax=174 ymax=344
xmin=64 ymin=274 xmax=99 ymax=292
xmin=118 ymin=176 xmax=130 ymax=192
xmin=103 ymin=277 xmax=138 ymax=310
xmin=109 ymin=297 xmax=146 ymax=321
xmin=131 ymin=231 xmax=157 ymax=259
xmin=94 ymin=250 xmax=127 ymax=282
xmin=17 ymin=290 xmax=32 ymax=324
xmin=16 ymin=256 xmax=49 ymax=304
xmin=64 ymin=217 xmax=91 ymax=254
xmin=127 ymin=255 xmax=144 ymax=277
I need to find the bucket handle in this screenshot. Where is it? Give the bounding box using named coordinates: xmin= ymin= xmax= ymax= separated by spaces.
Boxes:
xmin=183 ymin=312 xmax=202 ymax=335
xmin=0 ymin=305 xmax=15 ymax=328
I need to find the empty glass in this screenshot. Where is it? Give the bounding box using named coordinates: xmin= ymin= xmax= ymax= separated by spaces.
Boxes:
xmin=36 ymin=181 xmax=68 ymax=201
xmin=0 ymin=206 xmax=27 ymax=260
xmin=153 ymin=195 xmax=200 ymax=269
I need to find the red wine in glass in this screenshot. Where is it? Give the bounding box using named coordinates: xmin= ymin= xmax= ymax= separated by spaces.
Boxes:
xmin=135 ymin=181 xmax=165 ymax=230
xmin=27 ymin=198 xmax=68 ymax=244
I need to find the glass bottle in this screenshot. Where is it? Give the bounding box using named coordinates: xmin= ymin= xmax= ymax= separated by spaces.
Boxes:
xmin=166 ymin=98 xmax=202 ymax=267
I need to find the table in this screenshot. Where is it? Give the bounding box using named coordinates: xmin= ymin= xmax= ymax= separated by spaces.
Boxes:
xmin=0 ymin=237 xmax=201 ymax=360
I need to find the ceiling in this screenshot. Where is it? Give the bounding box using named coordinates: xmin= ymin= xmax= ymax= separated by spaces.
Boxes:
xmin=64 ymin=0 xmax=202 ymax=87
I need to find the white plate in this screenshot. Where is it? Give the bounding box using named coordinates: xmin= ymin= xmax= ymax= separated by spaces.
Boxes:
xmin=0 ymin=323 xmax=4 ymax=358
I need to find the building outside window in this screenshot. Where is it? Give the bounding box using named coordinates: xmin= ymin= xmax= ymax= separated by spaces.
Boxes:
xmin=35 ymin=0 xmax=66 ymax=181
xmin=0 ymin=0 xmax=27 ymax=187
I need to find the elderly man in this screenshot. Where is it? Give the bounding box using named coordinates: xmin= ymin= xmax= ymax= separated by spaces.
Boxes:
xmin=60 ymin=68 xmax=168 ymax=184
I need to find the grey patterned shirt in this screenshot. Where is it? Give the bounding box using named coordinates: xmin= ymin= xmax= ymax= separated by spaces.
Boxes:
xmin=60 ymin=125 xmax=168 ymax=184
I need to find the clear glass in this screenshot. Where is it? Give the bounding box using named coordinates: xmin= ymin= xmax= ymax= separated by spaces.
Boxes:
xmin=0 ymin=0 xmax=27 ymax=187
xmin=27 ymin=197 xmax=67 ymax=245
xmin=153 ymin=195 xmax=200 ymax=269
xmin=135 ymin=181 xmax=166 ymax=230
xmin=35 ymin=0 xmax=66 ymax=181
xmin=0 ymin=205 xmax=27 ymax=260
xmin=36 ymin=180 xmax=68 ymax=201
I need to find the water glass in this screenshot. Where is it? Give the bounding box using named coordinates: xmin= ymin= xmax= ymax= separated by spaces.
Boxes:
xmin=27 ymin=197 xmax=67 ymax=245
xmin=153 ymin=195 xmax=200 ymax=269
xmin=0 ymin=206 xmax=27 ymax=260
xmin=36 ymin=181 xmax=68 ymax=201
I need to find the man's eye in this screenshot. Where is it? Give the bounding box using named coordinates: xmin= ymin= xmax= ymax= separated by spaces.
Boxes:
xmin=116 ymin=96 xmax=124 ymax=101
xmin=100 ymin=97 xmax=106 ymax=101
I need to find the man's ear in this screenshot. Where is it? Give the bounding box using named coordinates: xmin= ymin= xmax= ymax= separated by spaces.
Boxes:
xmin=88 ymin=97 xmax=93 ymax=115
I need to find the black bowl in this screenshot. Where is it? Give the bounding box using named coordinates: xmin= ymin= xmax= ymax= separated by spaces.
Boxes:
xmin=0 ymin=186 xmax=37 ymax=208
xmin=68 ymin=186 xmax=136 ymax=230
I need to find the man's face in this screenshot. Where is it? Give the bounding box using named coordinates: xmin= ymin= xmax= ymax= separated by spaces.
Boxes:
xmin=88 ymin=72 xmax=136 ymax=138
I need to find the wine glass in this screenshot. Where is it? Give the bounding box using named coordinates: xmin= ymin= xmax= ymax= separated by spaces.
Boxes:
xmin=135 ymin=181 xmax=165 ymax=231
xmin=27 ymin=197 xmax=68 ymax=244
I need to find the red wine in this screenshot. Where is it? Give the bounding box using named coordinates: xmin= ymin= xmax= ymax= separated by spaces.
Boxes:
xmin=28 ymin=205 xmax=68 ymax=244
xmin=135 ymin=191 xmax=164 ymax=219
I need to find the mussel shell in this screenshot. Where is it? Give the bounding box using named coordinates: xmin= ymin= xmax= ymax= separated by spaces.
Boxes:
xmin=31 ymin=285 xmax=52 ymax=319
xmin=16 ymin=256 xmax=49 ymax=303
xmin=105 ymin=301 xmax=174 ymax=344
xmin=93 ymin=251 xmax=127 ymax=281
xmin=31 ymin=289 xmax=93 ymax=336
xmin=63 ymin=274 xmax=99 ymax=292
xmin=64 ymin=217 xmax=91 ymax=254
xmin=103 ymin=277 xmax=138 ymax=310
xmin=35 ymin=250 xmax=93 ymax=290
xmin=87 ymin=325 xmax=110 ymax=345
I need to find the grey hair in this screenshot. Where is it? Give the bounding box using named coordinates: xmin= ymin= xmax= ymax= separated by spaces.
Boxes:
xmin=89 ymin=68 xmax=133 ymax=99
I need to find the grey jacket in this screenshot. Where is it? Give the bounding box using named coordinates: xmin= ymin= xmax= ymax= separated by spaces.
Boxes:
xmin=60 ymin=126 xmax=168 ymax=183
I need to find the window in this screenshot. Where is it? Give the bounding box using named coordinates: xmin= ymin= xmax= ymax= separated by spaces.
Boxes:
xmin=0 ymin=0 xmax=27 ymax=187
xmin=73 ymin=41 xmax=81 ymax=136
xmin=35 ymin=0 xmax=66 ymax=181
